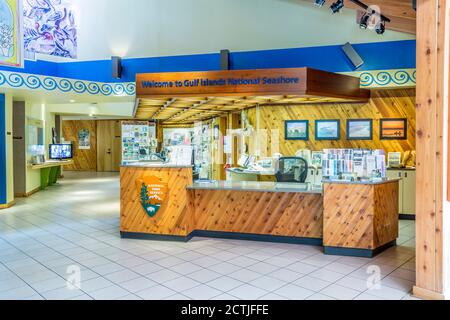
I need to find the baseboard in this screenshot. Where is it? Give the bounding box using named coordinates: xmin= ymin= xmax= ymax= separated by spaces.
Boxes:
xmin=413 ymin=286 xmax=446 ymax=300
xmin=120 ymin=231 xmax=193 ymax=242
xmin=0 ymin=200 xmax=16 ymax=210
xmin=324 ymin=240 xmax=397 ymax=258
xmin=192 ymin=230 xmax=323 ymax=246
xmin=15 ymin=187 xmax=40 ymax=198
xmin=399 ymin=214 xmax=416 ymax=221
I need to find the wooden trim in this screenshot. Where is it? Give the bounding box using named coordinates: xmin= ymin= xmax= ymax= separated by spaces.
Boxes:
xmin=0 ymin=200 xmax=16 ymax=210
xmin=413 ymin=286 xmax=446 ymax=300
xmin=15 ymin=187 xmax=40 ymax=198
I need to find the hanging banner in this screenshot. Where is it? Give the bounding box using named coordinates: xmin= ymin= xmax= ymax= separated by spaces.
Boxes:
xmin=0 ymin=0 xmax=23 ymax=67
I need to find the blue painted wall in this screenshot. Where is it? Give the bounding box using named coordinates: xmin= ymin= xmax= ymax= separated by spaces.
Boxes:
xmin=0 ymin=40 xmax=416 ymax=83
xmin=0 ymin=94 xmax=6 ymax=205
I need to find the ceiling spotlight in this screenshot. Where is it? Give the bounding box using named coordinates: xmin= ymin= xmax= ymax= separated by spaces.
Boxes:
xmin=314 ymin=0 xmax=326 ymax=6
xmin=359 ymin=13 xmax=370 ymax=29
xmin=330 ymin=0 xmax=344 ymax=13
xmin=375 ymin=20 xmax=386 ymax=34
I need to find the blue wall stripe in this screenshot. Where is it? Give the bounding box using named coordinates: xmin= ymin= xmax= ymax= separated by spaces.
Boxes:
xmin=0 ymin=94 xmax=6 ymax=205
xmin=0 ymin=40 xmax=416 ymax=84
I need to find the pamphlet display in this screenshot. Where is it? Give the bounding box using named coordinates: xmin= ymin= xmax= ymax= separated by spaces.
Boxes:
xmin=122 ymin=121 xmax=155 ymax=163
xmin=193 ymin=123 xmax=212 ymax=179
xmin=322 ymin=148 xmax=386 ymax=181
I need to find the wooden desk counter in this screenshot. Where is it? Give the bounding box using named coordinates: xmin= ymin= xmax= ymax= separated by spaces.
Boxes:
xmin=323 ymin=179 xmax=400 ymax=257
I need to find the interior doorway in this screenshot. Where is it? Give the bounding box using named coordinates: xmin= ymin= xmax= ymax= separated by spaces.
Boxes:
xmin=97 ymin=120 xmax=122 ymax=172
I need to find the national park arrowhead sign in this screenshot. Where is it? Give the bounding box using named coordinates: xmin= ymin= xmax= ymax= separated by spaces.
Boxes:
xmin=136 ymin=176 xmax=168 ymax=218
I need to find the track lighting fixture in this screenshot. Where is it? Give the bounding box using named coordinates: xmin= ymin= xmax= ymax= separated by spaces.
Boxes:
xmin=375 ymin=20 xmax=386 ymax=34
xmin=330 ymin=0 xmax=344 ymax=13
xmin=359 ymin=12 xmax=370 ymax=29
xmin=314 ymin=0 xmax=326 ymax=6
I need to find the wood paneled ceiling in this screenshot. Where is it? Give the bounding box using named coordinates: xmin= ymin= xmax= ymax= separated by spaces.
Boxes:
xmin=135 ymin=95 xmax=365 ymax=125
xmin=302 ymin=0 xmax=416 ymax=34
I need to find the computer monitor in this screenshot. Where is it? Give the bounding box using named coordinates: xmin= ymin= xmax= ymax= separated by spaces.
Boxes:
xmin=49 ymin=144 xmax=73 ymax=160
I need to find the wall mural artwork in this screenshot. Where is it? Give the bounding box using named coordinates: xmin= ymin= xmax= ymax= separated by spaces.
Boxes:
xmin=23 ymin=0 xmax=77 ymax=59
xmin=0 ymin=0 xmax=23 ymax=67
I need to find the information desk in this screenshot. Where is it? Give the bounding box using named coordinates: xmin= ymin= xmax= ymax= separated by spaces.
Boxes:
xmin=29 ymin=160 xmax=74 ymax=190
xmin=120 ymin=163 xmax=400 ymax=257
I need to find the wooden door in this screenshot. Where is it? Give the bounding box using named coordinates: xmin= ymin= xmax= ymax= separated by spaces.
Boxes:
xmin=97 ymin=121 xmax=122 ymax=172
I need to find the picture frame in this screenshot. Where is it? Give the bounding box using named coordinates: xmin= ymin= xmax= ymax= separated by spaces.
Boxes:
xmin=380 ymin=118 xmax=408 ymax=140
xmin=315 ymin=120 xmax=340 ymax=140
xmin=346 ymin=119 xmax=373 ymax=140
xmin=285 ymin=120 xmax=309 ymax=141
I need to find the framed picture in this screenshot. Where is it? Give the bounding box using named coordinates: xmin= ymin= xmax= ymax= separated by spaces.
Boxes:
xmin=315 ymin=120 xmax=340 ymax=140
xmin=285 ymin=120 xmax=309 ymax=141
xmin=380 ymin=118 xmax=407 ymax=140
xmin=346 ymin=119 xmax=373 ymax=140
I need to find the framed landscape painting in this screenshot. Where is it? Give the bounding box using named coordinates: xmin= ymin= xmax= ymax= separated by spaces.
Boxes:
xmin=347 ymin=119 xmax=373 ymax=140
xmin=315 ymin=120 xmax=340 ymax=140
xmin=285 ymin=120 xmax=309 ymax=140
xmin=380 ymin=118 xmax=407 ymax=140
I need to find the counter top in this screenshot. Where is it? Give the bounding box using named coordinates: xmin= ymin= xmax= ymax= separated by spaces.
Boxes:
xmin=323 ymin=178 xmax=402 ymax=186
xmin=187 ymin=180 xmax=323 ymax=194
xmin=226 ymin=168 xmax=276 ymax=176
xmin=29 ymin=160 xmax=74 ymax=170
xmin=387 ymin=167 xmax=416 ymax=171
xmin=121 ymin=162 xmax=193 ymax=169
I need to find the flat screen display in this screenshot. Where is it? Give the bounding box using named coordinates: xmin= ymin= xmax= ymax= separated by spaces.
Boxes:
xmin=49 ymin=144 xmax=73 ymax=160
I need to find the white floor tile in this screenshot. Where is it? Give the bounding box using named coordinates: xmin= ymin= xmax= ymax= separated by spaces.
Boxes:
xmin=119 ymin=277 xmax=158 ymax=293
xmin=249 ymin=276 xmax=287 ymax=291
xmin=227 ymin=284 xmax=268 ymax=300
xmin=228 ymin=269 xmax=262 ymax=282
xmin=320 ymin=284 xmax=360 ymax=300
xmin=165 ymin=277 xmax=201 ymax=291
xmin=182 ymin=284 xmax=223 ymax=300
xmin=273 ymin=284 xmax=315 ymax=300
xmin=293 ymin=275 xmax=331 ymax=292
xmin=267 ymin=269 xmax=304 ymax=283
xmin=89 ymin=285 xmax=130 ymax=300
xmin=187 ymin=269 xmax=222 ymax=283
xmin=206 ymin=276 xmax=244 ymax=292
xmin=104 ymin=269 xmax=141 ymax=284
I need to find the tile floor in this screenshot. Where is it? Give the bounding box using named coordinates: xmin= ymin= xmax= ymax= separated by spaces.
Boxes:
xmin=0 ymin=172 xmax=419 ymax=300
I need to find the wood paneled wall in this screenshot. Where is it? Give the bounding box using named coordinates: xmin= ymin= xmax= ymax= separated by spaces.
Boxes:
xmin=62 ymin=120 xmax=97 ymax=171
xmin=247 ymin=88 xmax=416 ymax=157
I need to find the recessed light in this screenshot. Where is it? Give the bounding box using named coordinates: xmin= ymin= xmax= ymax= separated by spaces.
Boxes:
xmin=70 ymin=100 xmax=76 ymax=103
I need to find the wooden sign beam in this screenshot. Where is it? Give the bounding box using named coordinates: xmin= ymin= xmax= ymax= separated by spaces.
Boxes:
xmin=136 ymin=68 xmax=370 ymax=102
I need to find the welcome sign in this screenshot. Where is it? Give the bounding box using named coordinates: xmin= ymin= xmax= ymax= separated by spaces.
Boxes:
xmin=136 ymin=176 xmax=168 ymax=218
xmin=136 ymin=68 xmax=310 ymax=97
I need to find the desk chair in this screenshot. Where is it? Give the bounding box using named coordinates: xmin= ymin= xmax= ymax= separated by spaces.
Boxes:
xmin=275 ymin=157 xmax=308 ymax=183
